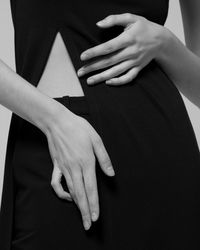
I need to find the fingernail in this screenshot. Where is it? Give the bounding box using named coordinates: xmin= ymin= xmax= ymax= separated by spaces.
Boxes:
xmin=92 ymin=212 xmax=98 ymax=221
xmin=84 ymin=220 xmax=91 ymax=230
xmin=108 ymin=167 xmax=115 ymax=176
xmin=96 ymin=20 xmax=104 ymax=26
xmin=81 ymin=53 xmax=88 ymax=61
xmin=106 ymin=80 xmax=112 ymax=84
xmin=87 ymin=78 xmax=95 ymax=84
xmin=77 ymin=69 xmax=84 ymax=77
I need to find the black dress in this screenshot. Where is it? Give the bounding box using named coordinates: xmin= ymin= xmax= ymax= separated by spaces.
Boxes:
xmin=1 ymin=0 xmax=200 ymax=249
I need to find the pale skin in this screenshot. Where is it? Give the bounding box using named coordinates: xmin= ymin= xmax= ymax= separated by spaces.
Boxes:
xmin=77 ymin=1 xmax=200 ymax=108
xmin=0 ymin=0 xmax=199 ymax=231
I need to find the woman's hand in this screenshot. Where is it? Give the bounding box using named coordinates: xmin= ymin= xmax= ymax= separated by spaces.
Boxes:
xmin=77 ymin=13 xmax=166 ymax=85
xmin=45 ymin=105 xmax=115 ymax=231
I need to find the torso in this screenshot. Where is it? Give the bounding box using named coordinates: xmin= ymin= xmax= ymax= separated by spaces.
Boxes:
xmin=10 ymin=0 xmax=169 ymax=99
xmin=36 ymin=32 xmax=85 ymax=98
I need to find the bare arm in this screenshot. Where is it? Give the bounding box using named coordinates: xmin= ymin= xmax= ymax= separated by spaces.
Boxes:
xmin=0 ymin=58 xmax=69 ymax=133
xmin=155 ymin=0 xmax=200 ymax=108
xmin=0 ymin=47 xmax=114 ymax=230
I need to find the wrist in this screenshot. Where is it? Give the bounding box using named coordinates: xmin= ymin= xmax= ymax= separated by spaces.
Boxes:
xmin=155 ymin=26 xmax=174 ymax=62
xmin=35 ymin=97 xmax=72 ymax=135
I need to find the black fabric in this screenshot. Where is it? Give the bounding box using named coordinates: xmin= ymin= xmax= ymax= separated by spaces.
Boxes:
xmin=1 ymin=0 xmax=200 ymax=249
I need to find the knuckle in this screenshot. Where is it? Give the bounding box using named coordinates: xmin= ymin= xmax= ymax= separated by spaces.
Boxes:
xmin=123 ymin=37 xmax=131 ymax=48
xmin=137 ymin=19 xmax=143 ymax=27
xmin=107 ymin=14 xmax=115 ymax=21
xmin=104 ymin=44 xmax=113 ymax=53
xmin=72 ymin=169 xmax=82 ymax=180
xmin=104 ymin=59 xmax=112 ymax=68
xmin=87 ymin=63 xmax=95 ymax=71
xmin=76 ymin=190 xmax=84 ymax=201
xmin=131 ymin=54 xmax=140 ymax=64
xmin=79 ymin=156 xmax=92 ymax=169
xmin=86 ymin=184 xmax=94 ymax=196
xmin=109 ymin=67 xmax=117 ymax=76
xmin=75 ymin=155 xmax=85 ymax=165
xmin=125 ymin=31 xmax=134 ymax=44
xmin=52 ymin=156 xmax=58 ymax=164
xmin=93 ymin=134 xmax=103 ymax=146
xmin=139 ymin=15 xmax=146 ymax=22
xmin=123 ymin=13 xmax=132 ymax=20
xmin=69 ymin=157 xmax=81 ymax=169
xmin=133 ymin=43 xmax=141 ymax=53
xmin=136 ymin=18 xmax=145 ymax=28
xmin=65 ymin=158 xmax=74 ymax=169
xmin=84 ymin=155 xmax=95 ymax=167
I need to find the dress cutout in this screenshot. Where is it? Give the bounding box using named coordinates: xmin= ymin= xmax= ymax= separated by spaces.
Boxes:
xmin=1 ymin=0 xmax=200 ymax=249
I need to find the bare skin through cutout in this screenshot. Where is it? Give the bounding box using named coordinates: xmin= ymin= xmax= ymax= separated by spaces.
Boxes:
xmin=36 ymin=32 xmax=85 ymax=98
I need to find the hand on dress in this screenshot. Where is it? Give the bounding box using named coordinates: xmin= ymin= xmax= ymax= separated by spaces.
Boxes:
xmin=45 ymin=105 xmax=115 ymax=231
xmin=77 ymin=13 xmax=166 ymax=85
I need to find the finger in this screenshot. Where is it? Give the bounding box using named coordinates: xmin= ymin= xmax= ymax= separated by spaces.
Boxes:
xmin=82 ymin=155 xmax=99 ymax=222
xmin=78 ymin=47 xmax=135 ymax=76
xmin=71 ymin=168 xmax=92 ymax=230
xmin=80 ymin=32 xmax=130 ymax=61
xmin=106 ymin=66 xmax=142 ymax=85
xmin=91 ymin=134 xmax=115 ymax=177
xmin=96 ymin=13 xmax=139 ymax=27
xmin=62 ymin=168 xmax=75 ymax=200
xmin=86 ymin=59 xmax=137 ymax=85
xmin=51 ymin=163 xmax=73 ymax=201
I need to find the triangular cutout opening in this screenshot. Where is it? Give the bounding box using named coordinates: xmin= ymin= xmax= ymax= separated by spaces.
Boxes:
xmin=36 ymin=30 xmax=85 ymax=97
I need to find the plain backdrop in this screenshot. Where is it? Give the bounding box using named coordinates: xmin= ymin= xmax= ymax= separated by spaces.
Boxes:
xmin=0 ymin=0 xmax=200 ymax=203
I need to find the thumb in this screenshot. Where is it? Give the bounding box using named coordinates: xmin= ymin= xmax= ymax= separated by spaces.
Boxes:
xmin=51 ymin=163 xmax=73 ymax=201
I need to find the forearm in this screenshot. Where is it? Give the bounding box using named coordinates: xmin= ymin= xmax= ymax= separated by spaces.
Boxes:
xmin=155 ymin=27 xmax=200 ymax=108
xmin=0 ymin=58 xmax=68 ymax=134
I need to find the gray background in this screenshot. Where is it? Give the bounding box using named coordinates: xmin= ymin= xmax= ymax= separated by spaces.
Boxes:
xmin=0 ymin=0 xmax=200 ymax=203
